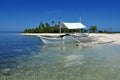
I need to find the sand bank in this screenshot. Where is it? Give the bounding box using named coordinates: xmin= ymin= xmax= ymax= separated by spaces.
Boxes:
xmin=89 ymin=33 xmax=120 ymax=44
xmin=20 ymin=33 xmax=64 ymax=36
xmin=20 ymin=33 xmax=120 ymax=45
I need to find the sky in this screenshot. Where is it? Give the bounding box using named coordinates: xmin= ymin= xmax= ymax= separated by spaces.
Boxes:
xmin=0 ymin=0 xmax=120 ymax=32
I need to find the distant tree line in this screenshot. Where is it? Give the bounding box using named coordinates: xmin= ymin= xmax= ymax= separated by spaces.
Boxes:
xmin=22 ymin=21 xmax=112 ymax=33
xmin=23 ymin=21 xmax=60 ymax=33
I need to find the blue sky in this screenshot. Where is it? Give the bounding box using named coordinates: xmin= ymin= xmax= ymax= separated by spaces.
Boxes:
xmin=0 ymin=0 xmax=120 ymax=32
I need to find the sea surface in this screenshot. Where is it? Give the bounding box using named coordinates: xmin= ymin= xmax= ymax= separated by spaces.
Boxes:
xmin=0 ymin=33 xmax=120 ymax=80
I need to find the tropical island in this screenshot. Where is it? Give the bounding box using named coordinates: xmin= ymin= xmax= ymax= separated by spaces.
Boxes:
xmin=22 ymin=21 xmax=111 ymax=33
xmin=20 ymin=21 xmax=120 ymax=45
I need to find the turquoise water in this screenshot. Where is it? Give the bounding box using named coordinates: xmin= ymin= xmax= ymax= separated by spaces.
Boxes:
xmin=0 ymin=33 xmax=120 ymax=80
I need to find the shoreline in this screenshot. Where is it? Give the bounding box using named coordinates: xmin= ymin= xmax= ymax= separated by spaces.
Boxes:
xmin=20 ymin=33 xmax=65 ymax=36
xmin=20 ymin=33 xmax=120 ymax=45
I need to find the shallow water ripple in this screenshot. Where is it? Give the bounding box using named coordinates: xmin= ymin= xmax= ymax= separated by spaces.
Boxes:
xmin=1 ymin=34 xmax=120 ymax=80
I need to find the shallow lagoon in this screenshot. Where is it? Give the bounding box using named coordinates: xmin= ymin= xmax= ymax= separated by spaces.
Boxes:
xmin=0 ymin=33 xmax=120 ymax=80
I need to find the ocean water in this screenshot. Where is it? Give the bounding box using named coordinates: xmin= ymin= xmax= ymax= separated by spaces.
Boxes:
xmin=0 ymin=33 xmax=120 ymax=80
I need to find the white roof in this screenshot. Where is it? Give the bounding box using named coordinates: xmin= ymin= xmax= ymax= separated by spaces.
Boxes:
xmin=61 ymin=22 xmax=86 ymax=29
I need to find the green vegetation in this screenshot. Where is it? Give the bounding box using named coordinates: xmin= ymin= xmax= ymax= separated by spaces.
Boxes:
xmin=23 ymin=21 xmax=87 ymax=33
xmin=89 ymin=26 xmax=97 ymax=33
xmin=22 ymin=21 xmax=113 ymax=33
xmin=23 ymin=21 xmax=60 ymax=33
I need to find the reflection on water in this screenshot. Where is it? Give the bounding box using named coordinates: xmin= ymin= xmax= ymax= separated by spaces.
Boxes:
xmin=1 ymin=41 xmax=120 ymax=80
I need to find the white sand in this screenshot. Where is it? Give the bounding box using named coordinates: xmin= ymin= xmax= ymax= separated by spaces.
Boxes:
xmin=20 ymin=33 xmax=64 ymax=36
xmin=20 ymin=33 xmax=120 ymax=45
xmin=89 ymin=33 xmax=120 ymax=44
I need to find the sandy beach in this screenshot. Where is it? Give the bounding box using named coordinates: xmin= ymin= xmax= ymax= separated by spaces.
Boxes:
xmin=20 ymin=33 xmax=120 ymax=45
xmin=90 ymin=33 xmax=120 ymax=45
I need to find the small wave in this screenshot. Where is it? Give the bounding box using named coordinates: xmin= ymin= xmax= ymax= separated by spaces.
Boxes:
xmin=14 ymin=49 xmax=23 ymax=52
xmin=65 ymin=54 xmax=84 ymax=67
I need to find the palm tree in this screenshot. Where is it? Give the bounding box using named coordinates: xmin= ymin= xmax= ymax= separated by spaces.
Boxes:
xmin=51 ymin=20 xmax=55 ymax=27
xmin=89 ymin=26 xmax=97 ymax=33
xmin=45 ymin=23 xmax=50 ymax=27
xmin=39 ymin=22 xmax=44 ymax=28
